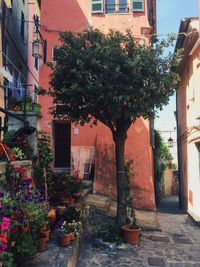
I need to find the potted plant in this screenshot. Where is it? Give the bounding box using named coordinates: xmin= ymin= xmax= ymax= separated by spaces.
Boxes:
xmin=56 ymin=221 xmax=72 ymax=246
xmin=122 ymin=160 xmax=141 ymax=245
xmin=32 ymin=102 xmax=41 ymax=113
xmin=21 ymin=95 xmax=33 ymax=112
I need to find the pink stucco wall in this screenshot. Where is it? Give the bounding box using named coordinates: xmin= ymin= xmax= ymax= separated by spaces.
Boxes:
xmin=39 ymin=0 xmax=156 ymax=211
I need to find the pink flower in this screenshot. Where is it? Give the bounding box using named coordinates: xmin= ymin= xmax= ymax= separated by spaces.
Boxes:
xmin=1 ymin=217 xmax=11 ymax=231
xmin=0 ymin=244 xmax=7 ymax=253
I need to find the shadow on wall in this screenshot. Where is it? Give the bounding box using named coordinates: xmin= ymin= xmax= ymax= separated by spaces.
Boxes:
xmin=93 ymin=142 xmax=117 ymax=200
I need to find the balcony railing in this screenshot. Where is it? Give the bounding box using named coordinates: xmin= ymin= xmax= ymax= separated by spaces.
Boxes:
xmin=105 ymin=4 xmax=130 ymax=14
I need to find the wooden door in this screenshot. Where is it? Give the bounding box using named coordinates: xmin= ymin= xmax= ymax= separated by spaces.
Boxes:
xmin=54 ymin=123 xmax=71 ymax=168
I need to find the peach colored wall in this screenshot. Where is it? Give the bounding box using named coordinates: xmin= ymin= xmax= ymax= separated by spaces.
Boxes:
xmin=39 ymin=0 xmax=155 ymax=211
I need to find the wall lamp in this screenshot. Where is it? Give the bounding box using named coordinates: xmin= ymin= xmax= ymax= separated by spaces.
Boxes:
xmin=32 ymin=15 xmax=47 ymax=64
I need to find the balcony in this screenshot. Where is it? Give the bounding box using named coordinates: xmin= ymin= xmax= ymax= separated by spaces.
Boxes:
xmin=105 ymin=3 xmax=130 ymax=14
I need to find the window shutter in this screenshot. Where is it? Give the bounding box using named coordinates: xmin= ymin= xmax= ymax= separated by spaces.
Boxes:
xmin=132 ymin=0 xmax=144 ymax=12
xmin=92 ymin=0 xmax=103 ymax=13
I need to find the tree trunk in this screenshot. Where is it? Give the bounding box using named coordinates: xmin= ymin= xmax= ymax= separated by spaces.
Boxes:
xmin=113 ymin=131 xmax=127 ymax=230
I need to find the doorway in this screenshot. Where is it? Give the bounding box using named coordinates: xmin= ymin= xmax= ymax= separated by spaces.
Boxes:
xmin=54 ymin=122 xmax=71 ymax=169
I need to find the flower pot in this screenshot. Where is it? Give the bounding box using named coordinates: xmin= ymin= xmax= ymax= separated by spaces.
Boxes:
xmin=70 ymin=232 xmax=75 ymax=241
xmin=122 ymin=225 xmax=141 ymax=245
xmin=58 ymin=233 xmax=71 ymax=246
xmin=32 ymin=103 xmax=41 ymax=112
xmin=56 ymin=205 xmax=66 ymax=217
xmin=7 ymin=149 xmax=16 ymax=161
xmin=22 ymin=102 xmax=31 ymax=112
xmin=61 ymin=196 xmax=75 ymax=205
xmin=40 ymin=229 xmax=50 ymax=242
xmin=38 ymin=235 xmax=47 ymax=252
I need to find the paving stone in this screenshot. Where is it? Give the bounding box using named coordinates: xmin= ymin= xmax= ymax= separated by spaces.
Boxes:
xmin=150 ymin=236 xmax=170 ymax=242
xmin=147 ymin=257 xmax=165 ymax=266
xmin=170 ymin=263 xmax=184 ymax=267
xmin=173 ymin=237 xmax=193 ymax=244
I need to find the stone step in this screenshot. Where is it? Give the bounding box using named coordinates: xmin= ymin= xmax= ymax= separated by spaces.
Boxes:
xmin=84 ymin=194 xmax=111 ymax=213
xmin=29 ymin=233 xmax=81 ymax=267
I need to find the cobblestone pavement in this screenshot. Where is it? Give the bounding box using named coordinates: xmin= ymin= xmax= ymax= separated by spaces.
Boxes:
xmin=77 ymin=197 xmax=200 ymax=267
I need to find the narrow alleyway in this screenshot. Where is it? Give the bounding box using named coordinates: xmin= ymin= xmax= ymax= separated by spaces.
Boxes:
xmin=77 ymin=196 xmax=200 ymax=267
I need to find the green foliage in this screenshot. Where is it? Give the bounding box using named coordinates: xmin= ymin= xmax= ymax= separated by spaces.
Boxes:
xmin=13 ymin=147 xmax=25 ymax=160
xmin=49 ymin=28 xmax=181 ymax=129
xmin=63 ymin=206 xmax=82 ymax=223
xmin=3 ymin=131 xmax=16 ymax=144
xmin=93 ymin=219 xmax=122 ymax=243
xmin=11 ymin=232 xmax=37 ymax=258
xmin=154 ymin=130 xmax=173 ymax=184
xmin=33 ymin=131 xmax=54 ymax=200
xmin=0 ymin=252 xmax=14 ymax=267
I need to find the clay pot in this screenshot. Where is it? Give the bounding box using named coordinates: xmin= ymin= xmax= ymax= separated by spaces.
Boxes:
xmin=61 ymin=196 xmax=75 ymax=205
xmin=40 ymin=228 xmax=50 ymax=241
xmin=70 ymin=232 xmax=75 ymax=241
xmin=38 ymin=235 xmax=47 ymax=252
xmin=58 ymin=233 xmax=71 ymax=246
xmin=122 ymin=225 xmax=141 ymax=245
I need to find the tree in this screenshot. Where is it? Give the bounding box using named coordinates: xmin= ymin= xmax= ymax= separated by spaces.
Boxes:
xmin=49 ymin=28 xmax=181 ymax=229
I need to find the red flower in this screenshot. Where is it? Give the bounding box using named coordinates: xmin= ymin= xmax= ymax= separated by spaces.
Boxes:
xmin=0 ymin=233 xmax=8 ymax=243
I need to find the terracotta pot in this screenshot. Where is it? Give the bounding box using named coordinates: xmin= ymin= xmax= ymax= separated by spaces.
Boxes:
xmin=122 ymin=225 xmax=141 ymax=245
xmin=38 ymin=235 xmax=47 ymax=252
xmin=40 ymin=229 xmax=50 ymax=241
xmin=56 ymin=205 xmax=66 ymax=216
xmin=70 ymin=232 xmax=75 ymax=241
xmin=61 ymin=196 xmax=75 ymax=205
xmin=8 ymin=149 xmax=16 ymax=161
xmin=58 ymin=233 xmax=71 ymax=246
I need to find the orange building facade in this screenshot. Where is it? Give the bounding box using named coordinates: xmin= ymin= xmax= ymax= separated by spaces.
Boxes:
xmin=39 ymin=0 xmax=156 ymax=211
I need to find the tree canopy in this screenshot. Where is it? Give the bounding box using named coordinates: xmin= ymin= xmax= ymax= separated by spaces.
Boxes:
xmin=49 ymin=29 xmax=181 ymax=131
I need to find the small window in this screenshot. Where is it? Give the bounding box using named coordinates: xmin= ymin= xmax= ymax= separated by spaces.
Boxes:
xmin=20 ymin=11 xmax=25 ymax=39
xmin=132 ymin=0 xmax=144 ymax=12
xmin=91 ymin=0 xmax=103 ymax=13
xmin=34 ymin=57 xmax=39 ymax=71
xmin=34 ymin=85 xmax=38 ymax=103
xmin=52 ymin=47 xmax=60 ymax=62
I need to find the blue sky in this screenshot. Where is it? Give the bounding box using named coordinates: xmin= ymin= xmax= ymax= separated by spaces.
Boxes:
xmin=155 ymin=0 xmax=198 ymax=131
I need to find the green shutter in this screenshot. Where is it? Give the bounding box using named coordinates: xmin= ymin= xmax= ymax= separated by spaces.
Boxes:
xmin=132 ymin=0 xmax=144 ymax=12
xmin=92 ymin=0 xmax=103 ymax=13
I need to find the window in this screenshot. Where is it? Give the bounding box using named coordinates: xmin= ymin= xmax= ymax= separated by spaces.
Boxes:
xmin=20 ymin=11 xmax=25 ymax=39
xmin=91 ymin=0 xmax=103 ymax=13
xmin=34 ymin=85 xmax=38 ymax=103
xmin=34 ymin=57 xmax=39 ymax=70
xmin=106 ymin=0 xmax=128 ymax=13
xmin=52 ymin=47 xmax=60 ymax=62
xmin=132 ymin=0 xmax=144 ymax=12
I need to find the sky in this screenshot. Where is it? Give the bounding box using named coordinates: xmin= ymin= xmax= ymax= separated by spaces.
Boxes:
xmin=155 ymin=0 xmax=198 ymax=132
xmin=154 ymin=0 xmax=198 ymax=163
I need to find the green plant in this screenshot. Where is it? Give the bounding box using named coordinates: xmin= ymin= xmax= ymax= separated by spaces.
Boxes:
xmin=0 ymin=252 xmax=14 ymax=267
xmin=124 ymin=160 xmax=138 ymax=229
xmin=93 ymin=219 xmax=121 ymax=243
xmin=11 ymin=232 xmax=37 ymax=259
xmin=33 ymin=132 xmax=54 ymax=201
xmin=57 ymin=221 xmax=72 ymax=236
xmin=22 ymin=95 xmax=33 ymax=104
xmin=13 ymin=147 xmax=26 ymax=160
xmin=63 ymin=206 xmax=82 ymax=223
xmin=20 ymin=202 xmax=48 ymax=229
xmin=3 ymin=131 xmax=16 ymax=145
